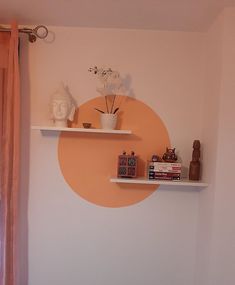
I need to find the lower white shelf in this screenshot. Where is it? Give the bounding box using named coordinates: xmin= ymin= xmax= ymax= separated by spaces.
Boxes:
xmin=110 ymin=177 xmax=208 ymax=187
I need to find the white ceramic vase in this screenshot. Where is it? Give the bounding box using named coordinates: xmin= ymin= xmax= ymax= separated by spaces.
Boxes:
xmin=100 ymin=113 xmax=117 ymax=130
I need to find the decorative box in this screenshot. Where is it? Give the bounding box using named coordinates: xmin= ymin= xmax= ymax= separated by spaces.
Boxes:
xmin=117 ymin=151 xmax=138 ymax=178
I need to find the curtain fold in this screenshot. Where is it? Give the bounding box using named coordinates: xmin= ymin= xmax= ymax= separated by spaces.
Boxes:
xmin=0 ymin=22 xmax=20 ymax=285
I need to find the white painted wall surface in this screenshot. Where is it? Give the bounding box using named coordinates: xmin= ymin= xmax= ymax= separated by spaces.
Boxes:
xmin=195 ymin=11 xmax=224 ymax=285
xmin=207 ymin=7 xmax=235 ymax=285
xmin=196 ymin=7 xmax=235 ymax=285
xmin=25 ymin=27 xmax=206 ymax=285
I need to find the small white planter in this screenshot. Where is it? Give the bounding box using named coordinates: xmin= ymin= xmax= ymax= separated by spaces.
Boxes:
xmin=100 ymin=113 xmax=117 ymax=130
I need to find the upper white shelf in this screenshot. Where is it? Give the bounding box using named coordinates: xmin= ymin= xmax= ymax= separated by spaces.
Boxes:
xmin=31 ymin=126 xmax=132 ymax=135
xmin=110 ymin=177 xmax=208 ymax=187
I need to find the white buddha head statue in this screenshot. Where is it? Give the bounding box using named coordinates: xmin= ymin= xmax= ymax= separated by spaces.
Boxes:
xmin=51 ymin=82 xmax=76 ymax=127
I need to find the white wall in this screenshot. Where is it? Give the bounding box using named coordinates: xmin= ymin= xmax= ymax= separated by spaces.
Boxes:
xmin=208 ymin=7 xmax=235 ymax=285
xmin=24 ymin=27 xmax=206 ymax=285
xmin=17 ymin=6 xmax=235 ymax=285
xmin=195 ymin=11 xmax=224 ymax=285
xmin=196 ymin=7 xmax=235 ymax=285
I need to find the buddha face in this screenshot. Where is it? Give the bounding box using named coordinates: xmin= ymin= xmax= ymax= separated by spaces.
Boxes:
xmin=50 ymin=83 xmax=76 ymax=127
xmin=52 ymin=99 xmax=70 ymax=120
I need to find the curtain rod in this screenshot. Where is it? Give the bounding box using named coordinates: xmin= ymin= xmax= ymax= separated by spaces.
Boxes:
xmin=0 ymin=25 xmax=48 ymax=42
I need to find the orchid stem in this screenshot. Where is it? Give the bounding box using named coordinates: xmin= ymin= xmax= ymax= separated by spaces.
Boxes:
xmin=105 ymin=95 xmax=109 ymax=113
xmin=110 ymin=95 xmax=116 ymax=114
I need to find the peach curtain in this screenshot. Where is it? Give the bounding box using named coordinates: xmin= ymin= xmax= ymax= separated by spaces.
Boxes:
xmin=0 ymin=23 xmax=20 ymax=285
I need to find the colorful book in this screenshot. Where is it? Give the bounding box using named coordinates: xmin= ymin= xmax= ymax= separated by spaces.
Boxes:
xmin=148 ymin=171 xmax=181 ymax=180
xmin=148 ymin=162 xmax=181 ymax=173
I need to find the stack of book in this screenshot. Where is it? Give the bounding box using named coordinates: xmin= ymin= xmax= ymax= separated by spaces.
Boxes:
xmin=148 ymin=162 xmax=181 ymax=181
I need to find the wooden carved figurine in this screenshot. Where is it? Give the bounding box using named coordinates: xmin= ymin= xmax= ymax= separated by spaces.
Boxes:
xmin=162 ymin=147 xmax=178 ymax=162
xmin=189 ymin=140 xmax=201 ymax=180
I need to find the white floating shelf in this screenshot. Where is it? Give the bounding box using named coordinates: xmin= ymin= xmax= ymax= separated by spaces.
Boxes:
xmin=110 ymin=177 xmax=208 ymax=187
xmin=31 ymin=126 xmax=132 ymax=135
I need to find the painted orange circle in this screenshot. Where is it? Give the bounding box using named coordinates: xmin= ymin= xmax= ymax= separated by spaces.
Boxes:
xmin=58 ymin=96 xmax=170 ymax=208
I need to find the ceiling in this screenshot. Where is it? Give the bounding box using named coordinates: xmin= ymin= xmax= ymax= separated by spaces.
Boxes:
xmin=0 ymin=0 xmax=235 ymax=32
